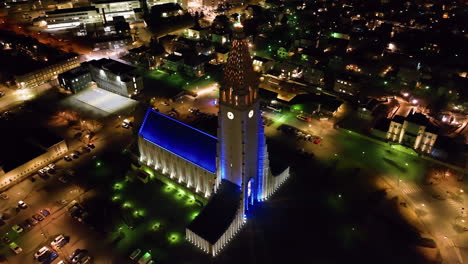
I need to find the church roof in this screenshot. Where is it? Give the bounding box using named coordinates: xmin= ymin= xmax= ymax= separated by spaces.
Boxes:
xmin=187 ymin=179 xmax=241 ymax=244
xmin=138 ymin=108 xmax=217 ymax=173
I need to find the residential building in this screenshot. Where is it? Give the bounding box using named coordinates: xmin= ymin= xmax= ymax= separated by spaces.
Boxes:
xmin=58 ymin=65 xmax=92 ymax=93
xmin=252 ymin=56 xmax=274 ymax=73
xmin=0 ymin=131 xmax=68 ymax=191
xmin=386 ymin=112 xmax=438 ymax=153
xmin=162 ymin=54 xmax=183 ymax=72
xmin=15 ymin=54 xmax=80 ymax=89
xmin=92 ymin=0 xmax=140 ymax=21
xmin=87 ymin=58 xmax=143 ymax=97
xmin=45 ymin=7 xmax=101 ymax=29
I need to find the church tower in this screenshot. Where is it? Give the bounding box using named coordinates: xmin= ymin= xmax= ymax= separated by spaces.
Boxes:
xmin=185 ymin=23 xmax=289 ymax=257
xmin=216 ymin=24 xmax=262 ymax=213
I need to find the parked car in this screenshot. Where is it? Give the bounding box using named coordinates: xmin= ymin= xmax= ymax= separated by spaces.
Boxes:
xmin=129 ymin=249 xmax=141 ymax=260
xmin=18 ymin=200 xmax=27 ymax=209
xmin=69 ymin=249 xmax=84 ymax=260
xmin=1 ymin=236 xmax=11 ymax=244
xmin=64 ymin=155 xmax=72 ymax=161
xmin=0 ymin=193 xmax=9 ymax=199
xmin=51 ymin=234 xmax=68 ymax=249
xmin=138 ymin=252 xmax=152 ymax=264
xmin=38 ymin=169 xmax=48 ymax=177
xmin=43 ymin=252 xmax=58 ymax=264
xmin=71 ymin=251 xmax=87 ymax=263
xmin=32 ymin=213 xmax=44 ymax=221
xmin=87 ymin=143 xmax=95 ymax=149
xmin=58 ymin=176 xmax=69 ymax=183
xmin=34 ymin=246 xmax=50 ymax=260
xmin=40 ymin=209 xmax=51 ymax=217
xmin=27 ymin=217 xmax=38 ymax=226
xmin=20 ymin=220 xmax=32 ymax=230
xmin=8 ymin=227 xmax=19 ymax=235
xmin=85 ymin=146 xmax=92 ymax=152
xmin=76 ymin=255 xmax=91 ymax=264
xmin=9 ymin=242 xmax=22 ymax=254
xmin=296 ymin=114 xmax=311 ymax=122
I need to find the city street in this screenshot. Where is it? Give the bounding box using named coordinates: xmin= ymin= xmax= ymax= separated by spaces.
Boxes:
xmin=0 ymin=103 xmax=133 ymax=263
xmin=0 ymin=82 xmax=54 ymax=111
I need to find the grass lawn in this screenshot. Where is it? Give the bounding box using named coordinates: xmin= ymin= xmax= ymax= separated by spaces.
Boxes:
xmin=108 ymin=173 xmax=210 ymax=264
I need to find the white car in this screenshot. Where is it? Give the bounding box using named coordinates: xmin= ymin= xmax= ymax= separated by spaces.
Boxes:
xmin=48 ymin=163 xmax=56 ymax=170
xmin=51 ymin=234 xmax=67 ymax=249
xmin=34 ymin=246 xmax=50 ymax=259
xmin=9 ymin=242 xmax=22 ymax=254
xmin=18 ymin=200 xmax=27 ymax=209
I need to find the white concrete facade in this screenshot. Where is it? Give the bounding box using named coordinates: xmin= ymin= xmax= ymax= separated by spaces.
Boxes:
xmin=386 ymin=120 xmax=437 ymax=153
xmin=0 ymin=140 xmax=68 ymax=191
xmin=138 ymin=137 xmax=215 ymax=198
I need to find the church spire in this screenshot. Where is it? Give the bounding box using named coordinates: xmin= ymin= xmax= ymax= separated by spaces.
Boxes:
xmin=221 ymin=25 xmax=258 ymax=108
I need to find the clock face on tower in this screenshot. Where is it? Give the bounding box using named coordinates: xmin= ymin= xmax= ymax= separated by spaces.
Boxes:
xmin=227 ymin=112 xmax=234 ymax=119
xmin=248 ymin=110 xmax=254 ymax=118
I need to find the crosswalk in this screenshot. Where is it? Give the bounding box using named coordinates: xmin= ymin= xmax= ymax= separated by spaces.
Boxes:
xmin=396 ymin=180 xmax=423 ymax=195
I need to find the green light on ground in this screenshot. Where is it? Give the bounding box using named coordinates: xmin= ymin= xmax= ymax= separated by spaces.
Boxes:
xmin=168 ymin=233 xmax=180 ymax=243
xmin=96 ymin=161 xmax=102 ymax=167
xmin=175 ymin=190 xmax=185 ymax=200
xmin=143 ymin=167 xmax=154 ymax=179
xmin=151 ymin=222 xmax=161 ymax=231
xmin=133 ymin=209 xmax=145 ymax=217
xmin=384 ymin=81 xmax=388 ymax=85
xmin=113 ymin=182 xmax=124 ymax=190
xmin=122 ymin=202 xmax=133 ymax=209
xmin=186 ymin=197 xmax=195 ymax=205
xmin=190 ymin=211 xmax=199 ymax=220
xmin=112 ymin=195 xmax=121 ymax=202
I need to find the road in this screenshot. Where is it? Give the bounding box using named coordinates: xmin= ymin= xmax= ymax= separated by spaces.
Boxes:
xmin=259 ymin=103 xmax=467 ymax=263
xmin=0 ymin=82 xmax=53 ymax=111
xmin=0 ymin=110 xmax=133 ymax=263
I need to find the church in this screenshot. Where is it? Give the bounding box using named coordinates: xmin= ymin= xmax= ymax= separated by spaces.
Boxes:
xmin=138 ymin=25 xmax=289 ymax=257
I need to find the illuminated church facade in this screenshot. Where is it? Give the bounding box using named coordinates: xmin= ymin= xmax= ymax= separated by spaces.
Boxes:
xmin=138 ymin=26 xmax=289 ymax=257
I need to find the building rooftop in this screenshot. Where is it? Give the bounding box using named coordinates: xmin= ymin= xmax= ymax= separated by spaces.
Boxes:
xmin=139 ymin=108 xmax=217 ymax=173
xmin=151 ymin=3 xmax=183 ymax=14
xmin=405 ymin=112 xmax=430 ymax=126
xmin=187 ymin=179 xmax=241 ymax=244
xmin=46 ymin=7 xmax=99 ymax=15
xmin=165 ymin=54 xmax=183 ymax=62
xmin=88 ymin=58 xmax=136 ymax=76
xmin=59 ymin=65 xmax=90 ymax=79
xmin=392 ymin=115 xmax=406 ymax=124
xmin=92 ymin=0 xmax=139 ymax=4
xmin=0 ymin=131 xmax=63 ymax=173
xmin=286 ymin=93 xmax=343 ymax=113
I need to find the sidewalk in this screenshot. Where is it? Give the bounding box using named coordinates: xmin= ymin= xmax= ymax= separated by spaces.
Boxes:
xmin=338 ymin=128 xmax=466 ymax=174
xmin=380 ymin=174 xmax=463 ymax=264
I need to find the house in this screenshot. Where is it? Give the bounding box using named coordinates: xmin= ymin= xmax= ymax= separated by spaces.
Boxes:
xmin=334 ymin=73 xmax=361 ymax=95
xmin=215 ymin=46 xmax=229 ymax=64
xmin=182 ymin=55 xmax=210 ymax=77
xmin=162 ymin=54 xmax=183 ymax=72
xmin=252 ymin=56 xmax=274 ymax=73
xmin=386 ymin=112 xmax=438 ymax=153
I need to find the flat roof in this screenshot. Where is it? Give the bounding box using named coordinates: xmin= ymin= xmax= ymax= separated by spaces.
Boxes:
xmin=0 ymin=131 xmax=63 ymax=173
xmin=139 ymin=108 xmax=217 ymax=173
xmin=88 ymin=58 xmax=136 ymax=76
xmin=187 ymin=179 xmax=241 ymax=244
xmin=72 ymin=87 xmax=138 ymax=115
xmin=47 ymin=7 xmax=99 ymax=15
xmin=59 ymin=65 xmax=90 ymax=79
